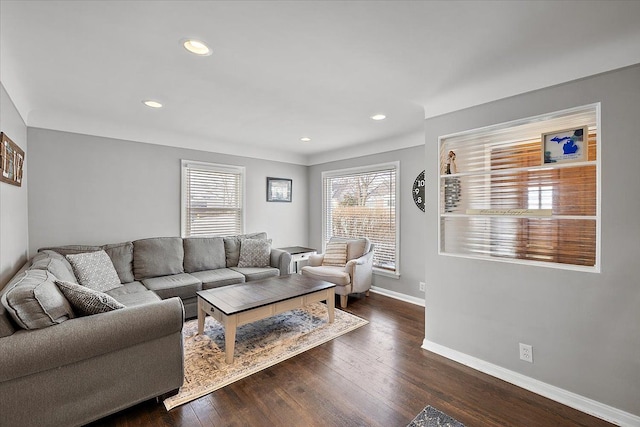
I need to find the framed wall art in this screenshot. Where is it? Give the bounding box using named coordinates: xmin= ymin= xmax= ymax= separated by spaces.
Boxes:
xmin=266 ymin=177 xmax=292 ymax=202
xmin=542 ymin=126 xmax=588 ymax=164
xmin=0 ymin=132 xmax=25 ymax=187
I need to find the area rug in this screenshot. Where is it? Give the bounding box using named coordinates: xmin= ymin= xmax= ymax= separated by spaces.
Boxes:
xmin=164 ymin=302 xmax=368 ymax=410
xmin=407 ymin=405 xmax=465 ymax=427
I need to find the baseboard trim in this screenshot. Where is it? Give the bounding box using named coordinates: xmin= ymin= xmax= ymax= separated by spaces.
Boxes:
xmin=421 ymin=339 xmax=639 ymax=427
xmin=369 ymin=286 xmax=425 ymax=307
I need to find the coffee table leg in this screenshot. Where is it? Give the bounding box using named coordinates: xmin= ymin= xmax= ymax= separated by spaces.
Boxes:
xmin=197 ymin=298 xmax=205 ymax=335
xmin=327 ymin=288 xmax=335 ymax=323
xmin=224 ymin=315 xmax=238 ymax=364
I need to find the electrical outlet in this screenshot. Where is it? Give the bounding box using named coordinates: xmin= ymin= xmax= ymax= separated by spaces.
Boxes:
xmin=419 ymin=281 xmax=425 ymax=291
xmin=519 ymin=343 xmax=533 ymax=363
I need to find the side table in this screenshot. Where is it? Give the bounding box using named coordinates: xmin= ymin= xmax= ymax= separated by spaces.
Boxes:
xmin=278 ymin=246 xmax=317 ymax=274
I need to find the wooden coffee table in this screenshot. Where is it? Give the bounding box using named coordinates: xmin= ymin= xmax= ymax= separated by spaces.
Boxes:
xmin=196 ymin=274 xmax=336 ymax=364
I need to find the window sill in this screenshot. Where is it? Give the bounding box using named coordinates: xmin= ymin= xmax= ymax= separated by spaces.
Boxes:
xmin=373 ymin=268 xmax=400 ymax=279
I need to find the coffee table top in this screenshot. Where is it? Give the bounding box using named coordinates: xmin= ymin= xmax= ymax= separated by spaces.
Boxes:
xmin=196 ymin=274 xmax=335 ymax=315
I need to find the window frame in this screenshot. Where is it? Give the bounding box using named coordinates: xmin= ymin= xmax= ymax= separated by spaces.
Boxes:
xmin=321 ymin=161 xmax=401 ymax=278
xmin=438 ymin=103 xmax=601 ymax=273
xmin=181 ymin=160 xmax=246 ymax=238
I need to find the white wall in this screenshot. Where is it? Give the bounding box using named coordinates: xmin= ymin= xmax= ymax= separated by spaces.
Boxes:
xmin=0 ymin=83 xmax=28 ymax=287
xmin=423 ymin=65 xmax=640 ymax=419
xmin=308 ymin=133 xmax=426 ymax=300
xmin=27 ymin=128 xmax=308 ymax=253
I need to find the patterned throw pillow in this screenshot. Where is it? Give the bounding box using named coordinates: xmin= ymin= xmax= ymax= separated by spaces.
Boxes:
xmin=322 ymin=241 xmax=348 ymax=267
xmin=55 ymin=280 xmax=125 ymax=316
xmin=66 ymin=250 xmax=122 ymax=292
xmin=237 ymin=239 xmax=272 ymax=268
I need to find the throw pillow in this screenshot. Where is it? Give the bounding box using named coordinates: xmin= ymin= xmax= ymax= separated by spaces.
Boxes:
xmin=237 ymin=238 xmax=272 ymax=268
xmin=66 ymin=250 xmax=122 ymax=292
xmin=322 ymin=241 xmax=348 ymax=267
xmin=56 ymin=280 xmax=125 ymax=316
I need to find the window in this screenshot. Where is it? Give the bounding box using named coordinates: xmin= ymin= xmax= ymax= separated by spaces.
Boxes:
xmin=181 ymin=160 xmax=245 ymax=237
xmin=439 ymin=104 xmax=599 ymax=271
xmin=322 ymin=162 xmax=399 ymax=274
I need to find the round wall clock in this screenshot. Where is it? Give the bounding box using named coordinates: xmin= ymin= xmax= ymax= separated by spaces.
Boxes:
xmin=412 ymin=170 xmax=425 ymax=212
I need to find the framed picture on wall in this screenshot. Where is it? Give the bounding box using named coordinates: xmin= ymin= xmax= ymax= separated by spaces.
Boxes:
xmin=266 ymin=177 xmax=292 ymax=202
xmin=542 ymin=126 xmax=588 ymax=164
xmin=0 ymin=132 xmax=25 ymax=187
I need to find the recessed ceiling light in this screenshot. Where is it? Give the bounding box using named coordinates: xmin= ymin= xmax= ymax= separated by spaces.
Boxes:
xmin=142 ymin=100 xmax=163 ymax=108
xmin=182 ymin=39 xmax=212 ymax=56
xmin=300 ymin=137 xmax=311 ymax=142
xmin=370 ymin=114 xmax=386 ymax=121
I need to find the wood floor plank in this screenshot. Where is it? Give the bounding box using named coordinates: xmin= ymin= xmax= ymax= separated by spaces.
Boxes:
xmin=86 ymin=293 xmax=615 ymax=427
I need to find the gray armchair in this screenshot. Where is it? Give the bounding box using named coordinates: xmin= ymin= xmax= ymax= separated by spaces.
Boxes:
xmin=301 ymin=237 xmax=374 ymax=308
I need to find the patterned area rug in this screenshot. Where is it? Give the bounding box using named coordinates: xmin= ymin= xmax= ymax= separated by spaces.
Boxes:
xmin=407 ymin=405 xmax=465 ymax=427
xmin=164 ymin=302 xmax=368 ymax=410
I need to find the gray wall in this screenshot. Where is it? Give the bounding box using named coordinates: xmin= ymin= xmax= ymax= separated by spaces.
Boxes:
xmin=423 ymin=65 xmax=640 ymax=416
xmin=308 ymin=135 xmax=426 ymax=299
xmin=0 ymin=83 xmax=28 ymax=287
xmin=27 ymin=128 xmax=308 ymax=253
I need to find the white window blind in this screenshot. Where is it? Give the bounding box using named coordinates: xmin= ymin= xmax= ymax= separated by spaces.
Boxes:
xmin=181 ymin=160 xmax=244 ymax=237
xmin=323 ymin=163 xmax=399 ymax=273
xmin=439 ymin=104 xmax=599 ymax=271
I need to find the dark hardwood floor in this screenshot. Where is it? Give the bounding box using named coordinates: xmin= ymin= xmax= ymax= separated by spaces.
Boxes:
xmin=89 ymin=293 xmax=614 ymax=427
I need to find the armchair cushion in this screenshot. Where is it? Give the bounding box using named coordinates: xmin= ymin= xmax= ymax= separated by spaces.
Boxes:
xmin=328 ymin=237 xmax=370 ymax=261
xmin=300 ymin=265 xmax=351 ymax=286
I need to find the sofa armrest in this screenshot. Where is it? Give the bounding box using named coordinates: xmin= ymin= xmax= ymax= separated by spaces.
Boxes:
xmin=0 ymin=297 xmax=184 ymax=383
xmin=270 ymin=248 xmax=292 ymax=275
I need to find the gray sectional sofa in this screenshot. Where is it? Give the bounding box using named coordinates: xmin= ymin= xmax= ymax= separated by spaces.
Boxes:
xmin=0 ymin=232 xmax=290 ymax=427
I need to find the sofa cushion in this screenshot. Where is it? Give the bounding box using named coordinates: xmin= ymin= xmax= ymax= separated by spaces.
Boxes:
xmin=0 ymin=309 xmax=15 ymax=337
xmin=38 ymin=244 xmax=102 ymax=256
xmin=133 ymin=237 xmax=184 ymax=280
xmin=230 ymin=267 xmax=280 ymax=282
xmin=66 ymin=250 xmax=122 ymax=292
xmin=237 ymin=238 xmax=272 ymax=268
xmin=183 ymin=237 xmax=226 ymax=273
xmin=30 ymin=250 xmax=78 ymax=283
xmin=106 ymin=283 xmax=162 ymax=307
xmin=104 ymin=281 xmax=148 ymax=297
xmin=300 ymin=265 xmax=351 ymax=286
xmin=223 ymin=232 xmax=268 ymax=267
xmin=141 ymin=273 xmax=202 ymax=300
xmin=190 ymin=268 xmax=245 ymax=289
xmin=322 ymin=241 xmax=348 ymax=267
xmin=56 ymin=280 xmax=125 ymax=315
xmin=1 ymin=270 xmax=75 ymax=330
xmin=102 ymin=241 xmax=135 ymax=283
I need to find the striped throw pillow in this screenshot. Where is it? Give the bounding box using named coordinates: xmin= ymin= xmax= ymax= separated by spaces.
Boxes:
xmin=322 ymin=241 xmax=348 ymax=267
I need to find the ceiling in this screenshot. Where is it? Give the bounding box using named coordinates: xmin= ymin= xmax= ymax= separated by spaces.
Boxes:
xmin=2 ymin=1 xmax=640 ymax=165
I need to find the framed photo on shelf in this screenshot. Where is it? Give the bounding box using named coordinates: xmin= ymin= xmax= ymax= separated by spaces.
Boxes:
xmin=266 ymin=177 xmax=292 ymax=202
xmin=0 ymin=132 xmax=25 ymax=187
xmin=542 ymin=126 xmax=588 ymax=164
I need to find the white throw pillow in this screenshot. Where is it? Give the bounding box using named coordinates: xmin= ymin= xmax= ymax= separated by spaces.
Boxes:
xmin=66 ymin=250 xmax=122 ymax=292
xmin=322 ymin=241 xmax=348 ymax=267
